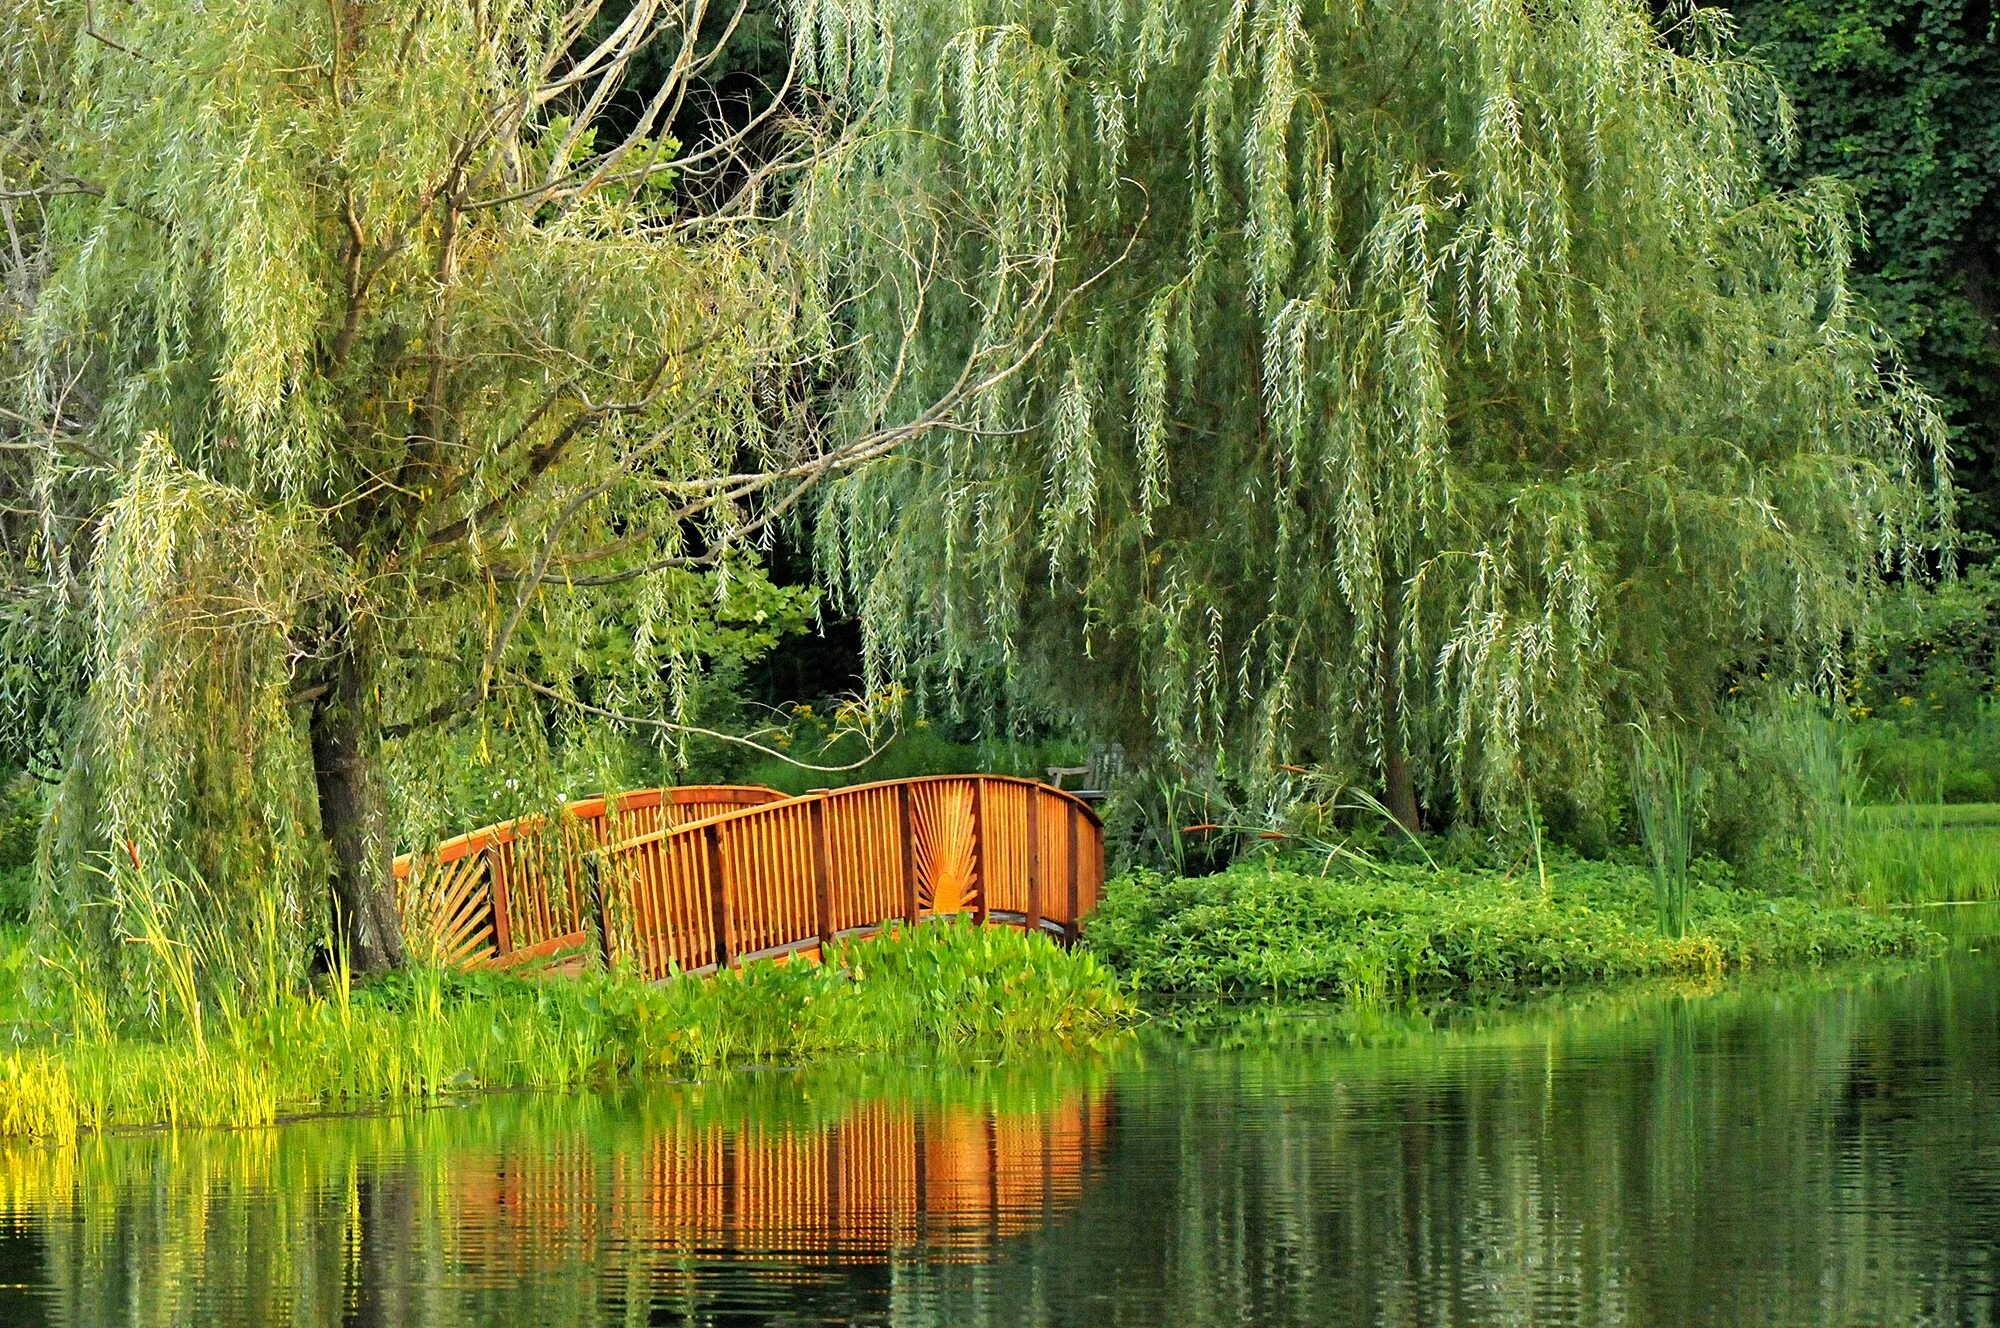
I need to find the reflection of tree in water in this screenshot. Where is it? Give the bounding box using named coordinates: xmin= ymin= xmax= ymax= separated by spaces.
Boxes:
xmin=940 ymin=959 xmax=2000 ymax=1328
xmin=0 ymin=1058 xmax=1115 ymax=1327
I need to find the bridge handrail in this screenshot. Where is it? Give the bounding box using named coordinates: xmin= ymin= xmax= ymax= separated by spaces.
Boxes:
xmin=608 ymin=773 xmax=1106 ymax=850
xmin=592 ymin=774 xmax=1105 ymax=981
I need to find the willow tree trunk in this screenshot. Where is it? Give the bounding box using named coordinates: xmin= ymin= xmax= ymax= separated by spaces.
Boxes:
xmin=1378 ymin=579 xmax=1421 ymax=833
xmin=309 ymin=645 xmax=406 ymax=974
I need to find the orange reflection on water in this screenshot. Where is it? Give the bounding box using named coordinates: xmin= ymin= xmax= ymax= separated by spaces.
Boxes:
xmin=446 ymin=1089 xmax=1111 ymax=1277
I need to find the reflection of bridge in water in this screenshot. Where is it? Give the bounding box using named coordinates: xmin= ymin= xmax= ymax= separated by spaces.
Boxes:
xmin=451 ymin=1089 xmax=1114 ymax=1274
xmin=0 ymin=1075 xmax=1117 ymax=1325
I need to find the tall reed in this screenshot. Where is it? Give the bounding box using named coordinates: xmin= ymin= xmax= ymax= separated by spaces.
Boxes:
xmin=1630 ymin=721 xmax=1707 ymax=938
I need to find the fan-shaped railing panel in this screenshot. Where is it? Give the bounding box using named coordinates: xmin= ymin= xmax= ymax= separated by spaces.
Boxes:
xmin=392 ymin=785 xmax=787 ymax=969
xmin=394 ymin=776 xmax=1105 ymax=976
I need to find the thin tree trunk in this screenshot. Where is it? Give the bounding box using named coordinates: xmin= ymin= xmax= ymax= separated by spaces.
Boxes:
xmin=310 ymin=643 xmax=406 ymax=975
xmin=1378 ymin=575 xmax=1421 ymax=834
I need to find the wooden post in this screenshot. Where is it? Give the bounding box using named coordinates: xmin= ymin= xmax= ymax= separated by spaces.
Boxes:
xmin=705 ymin=823 xmax=734 ymax=970
xmin=487 ymin=840 xmax=514 ymax=958
xmin=971 ymin=778 xmax=990 ymax=926
xmin=1065 ymin=810 xmax=1081 ymax=944
xmin=809 ymin=794 xmax=836 ymax=950
xmin=1024 ymin=789 xmax=1043 ymax=935
xmin=898 ymin=783 xmax=921 ymax=925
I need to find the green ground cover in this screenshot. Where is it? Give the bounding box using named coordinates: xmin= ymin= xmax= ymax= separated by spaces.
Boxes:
xmin=0 ymin=923 xmax=1133 ymax=1141
xmin=1085 ymin=854 xmax=1938 ymax=1000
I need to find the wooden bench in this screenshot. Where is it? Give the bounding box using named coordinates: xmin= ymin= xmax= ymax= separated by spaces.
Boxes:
xmin=1045 ymin=743 xmax=1127 ymax=804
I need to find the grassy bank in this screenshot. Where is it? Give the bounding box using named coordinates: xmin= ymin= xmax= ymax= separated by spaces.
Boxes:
xmin=0 ymin=923 xmax=1133 ymax=1141
xmin=1847 ymin=801 xmax=2000 ymax=906
xmin=1085 ymin=854 xmax=1938 ymax=1000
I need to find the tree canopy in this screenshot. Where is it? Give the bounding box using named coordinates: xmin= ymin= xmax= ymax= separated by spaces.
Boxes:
xmin=0 ymin=0 xmax=1040 ymax=995
xmin=1720 ymin=0 xmax=2000 ymax=537
xmin=796 ymin=0 xmax=1952 ymax=826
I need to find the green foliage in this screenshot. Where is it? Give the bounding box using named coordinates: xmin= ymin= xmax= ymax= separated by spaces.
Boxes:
xmin=0 ymin=776 xmax=37 ymax=925
xmin=1725 ymin=0 xmax=2000 ymax=531
xmin=1844 ymin=560 xmax=2000 ymax=804
xmin=1629 ymin=722 xmax=1706 ymax=937
xmin=796 ymin=0 xmax=1950 ymax=823
xmin=386 ymin=558 xmax=819 ymax=849
xmin=1850 ymin=705 xmax=2000 ymax=804
xmin=1084 ymin=853 xmax=1937 ymax=999
xmin=0 ymin=922 xmax=1133 ymax=1139
xmin=1855 ymin=560 xmax=2000 ymax=726
xmin=1700 ymin=698 xmax=1851 ymax=887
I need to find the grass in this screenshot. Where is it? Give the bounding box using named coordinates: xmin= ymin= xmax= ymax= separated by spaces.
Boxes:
xmin=1847 ymin=801 xmax=2000 ymax=906
xmin=1852 ymin=800 xmax=2000 ymax=829
xmin=0 ymin=922 xmax=1134 ymax=1141
xmin=1084 ymin=852 xmax=1939 ymax=1001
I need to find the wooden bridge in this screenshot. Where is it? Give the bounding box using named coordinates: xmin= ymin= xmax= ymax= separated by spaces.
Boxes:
xmin=393 ymin=776 xmax=1106 ymax=977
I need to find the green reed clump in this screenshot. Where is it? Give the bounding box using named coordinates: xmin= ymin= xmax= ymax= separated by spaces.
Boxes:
xmin=0 ymin=923 xmax=1133 ymax=1140
xmin=1086 ymin=855 xmax=1937 ymax=1000
xmin=1629 ymin=722 xmax=1708 ymax=938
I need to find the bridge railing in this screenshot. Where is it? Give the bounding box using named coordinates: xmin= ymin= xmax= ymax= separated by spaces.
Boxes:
xmin=595 ymin=775 xmax=1104 ymax=980
xmin=395 ymin=775 xmax=1105 ymax=976
xmin=392 ymin=785 xmax=786 ymax=968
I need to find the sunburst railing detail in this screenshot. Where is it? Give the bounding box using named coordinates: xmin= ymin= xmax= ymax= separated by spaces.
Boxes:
xmin=392 ymin=786 xmax=786 ymax=970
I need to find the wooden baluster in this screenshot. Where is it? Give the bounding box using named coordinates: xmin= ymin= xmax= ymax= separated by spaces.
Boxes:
xmin=706 ymin=823 xmax=734 ymax=970
xmin=1065 ymin=809 xmax=1081 ymax=944
xmin=809 ymin=795 xmax=836 ymax=951
xmin=488 ymin=839 xmax=514 ymax=959
xmin=1024 ymin=789 xmax=1043 ymax=935
xmin=898 ymin=783 xmax=920 ymax=925
xmin=971 ymin=778 xmax=990 ymax=926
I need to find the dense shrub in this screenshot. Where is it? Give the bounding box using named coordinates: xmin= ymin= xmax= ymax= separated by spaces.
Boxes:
xmin=1085 ymin=854 xmax=1936 ymax=999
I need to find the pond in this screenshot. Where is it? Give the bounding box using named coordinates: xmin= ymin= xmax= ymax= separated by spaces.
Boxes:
xmin=2 ymin=922 xmax=1996 ymax=1327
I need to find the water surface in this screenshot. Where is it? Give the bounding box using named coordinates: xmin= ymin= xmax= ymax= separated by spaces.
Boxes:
xmin=3 ymin=933 xmax=1995 ymax=1326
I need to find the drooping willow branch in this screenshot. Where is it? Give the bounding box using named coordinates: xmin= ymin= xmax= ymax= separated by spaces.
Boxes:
xmin=516 ymin=676 xmax=894 ymax=772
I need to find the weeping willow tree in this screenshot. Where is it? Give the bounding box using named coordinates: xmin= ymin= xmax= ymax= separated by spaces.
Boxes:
xmin=794 ymin=0 xmax=1951 ymax=828
xmin=2 ymin=0 xmax=1045 ymax=999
